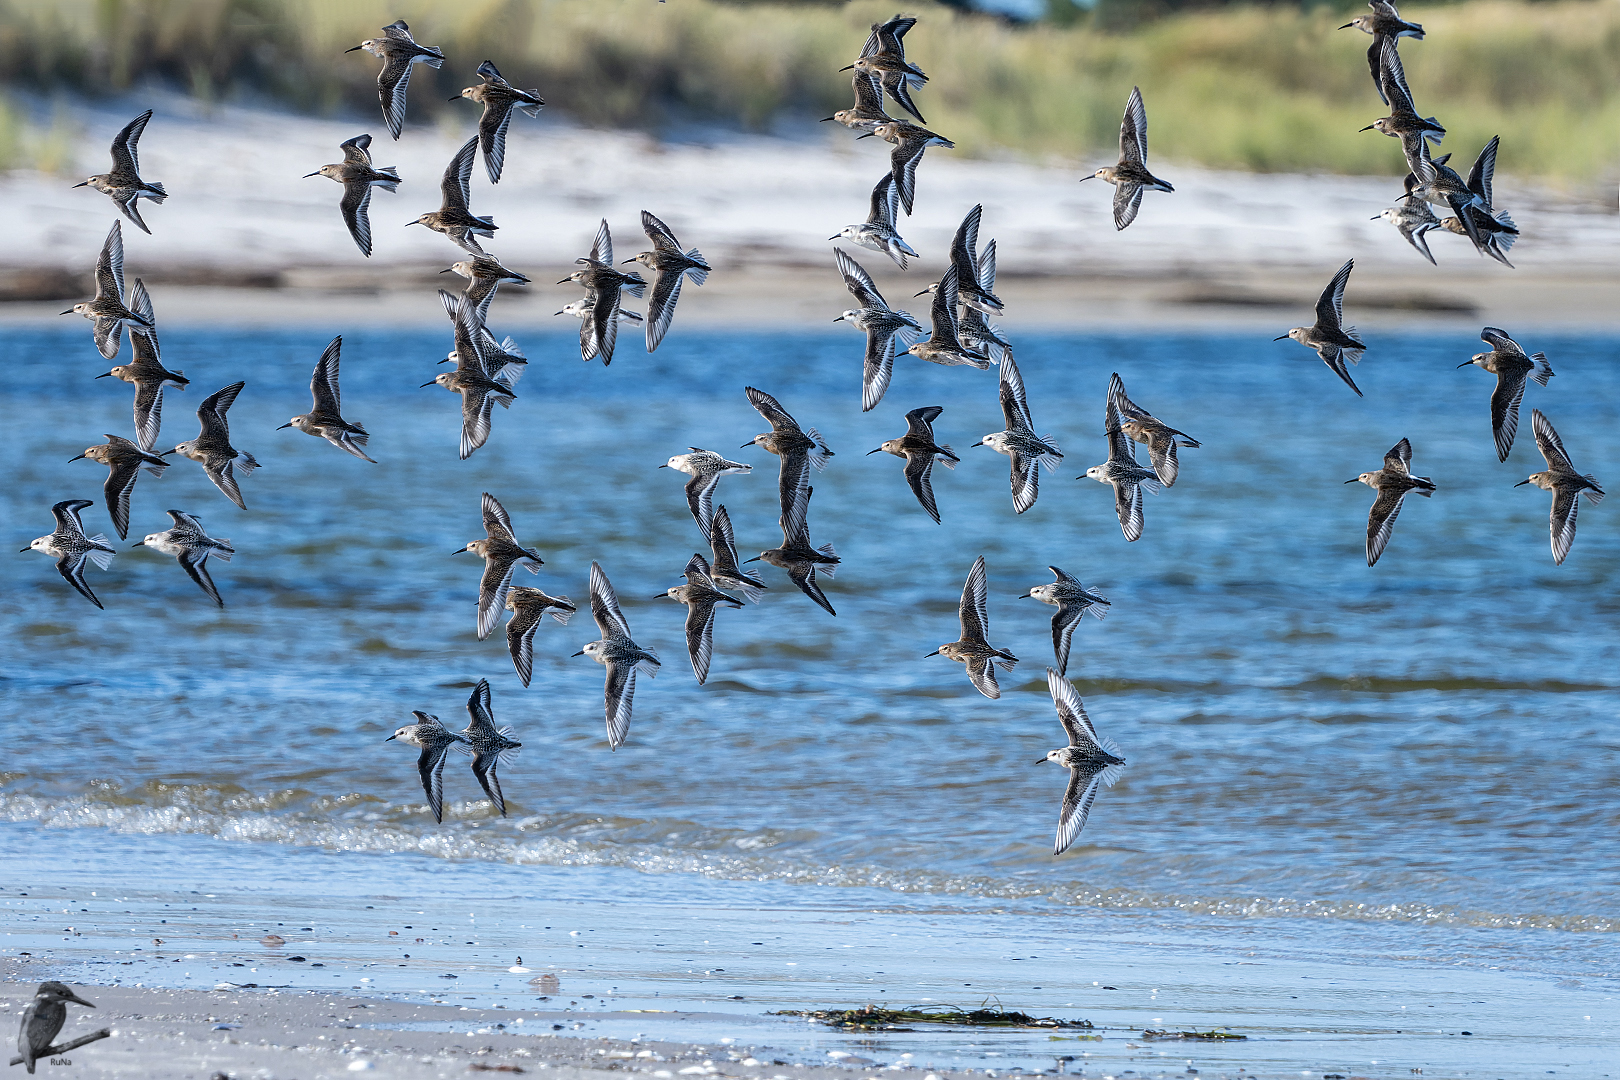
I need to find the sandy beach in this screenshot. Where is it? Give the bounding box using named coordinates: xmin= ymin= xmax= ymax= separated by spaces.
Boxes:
xmin=2 ymin=94 xmax=1618 ymax=331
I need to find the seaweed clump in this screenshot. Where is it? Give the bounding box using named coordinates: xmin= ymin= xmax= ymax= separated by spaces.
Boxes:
xmin=1141 ymin=1028 xmax=1246 ymax=1041
xmin=778 ymin=1003 xmax=1094 ymax=1031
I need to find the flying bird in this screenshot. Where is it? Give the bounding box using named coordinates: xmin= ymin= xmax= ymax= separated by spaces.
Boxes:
xmin=1276 ymin=258 xmax=1366 ymax=397
xmin=347 ymin=19 xmax=444 ymax=140
xmin=1458 ymin=327 xmax=1554 ymax=462
xmin=505 ymin=586 xmax=576 ymax=688
xmin=62 ymin=221 xmax=152 ymax=360
xmin=454 ymin=60 xmax=544 ymax=183
xmin=1020 ymin=566 xmax=1110 ymax=677
xmin=629 ymin=210 xmax=711 ymax=352
xmin=304 ymin=134 xmax=400 ymax=257
xmin=137 ymin=509 xmax=235 ymax=607
xmin=1038 ymin=669 xmax=1126 ymax=856
xmin=867 ymin=405 xmax=959 ymax=524
xmin=94 ymin=278 xmax=185 ymax=453
xmin=1108 ymin=372 xmax=1200 ymax=487
xmin=845 ymin=14 xmax=926 ymax=123
xmin=410 ymin=137 xmax=497 ymax=256
xmin=742 ymin=386 xmax=834 ymax=536
xmin=660 ymin=553 xmax=745 ymax=685
xmin=976 ymin=354 xmax=1061 ymax=514
xmin=386 ymin=712 xmax=468 ymax=824
xmin=1081 ymin=87 xmax=1174 ymax=231
xmin=72 ymin=109 xmax=167 ymax=234
xmin=457 ymin=678 xmax=522 ymax=817
xmin=22 ymin=500 xmax=115 ymax=609
xmin=748 ymin=483 xmax=840 ymax=617
xmin=278 ymin=336 xmax=377 ymax=462
xmin=574 ymin=562 xmax=661 ymax=750
xmin=1081 ymin=394 xmax=1164 ymax=543
xmin=559 ymin=219 xmax=648 ymax=365
xmin=1340 ymin=0 xmax=1425 ymax=104
xmin=1360 ymin=38 xmax=1445 ymax=167
xmin=423 ymin=291 xmax=519 ymax=459
xmin=899 ymin=265 xmax=991 ymax=369
xmin=706 ymin=504 xmax=767 ymax=603
xmin=660 ymin=448 xmax=752 ymax=541
xmin=956 ymin=239 xmax=1013 ymax=364
xmin=1516 ymin=410 xmax=1604 ymax=566
xmin=162 ymin=381 xmax=259 ymax=510
xmin=454 ymin=492 xmax=544 ymax=641
xmin=444 ymin=255 xmax=530 ymax=321
xmin=1372 ymin=194 xmax=1441 ymax=265
xmin=830 ymin=173 xmax=919 ymax=271
xmin=865 ymin=120 xmax=954 ymax=216
xmin=822 ymin=70 xmax=895 ymax=132
xmin=926 ymin=555 xmax=1018 ymax=699
xmin=69 ymin=434 xmax=168 ymax=540
xmin=833 ymin=247 xmax=923 ymax=411
xmin=1347 ymin=437 xmax=1436 ymax=566
xmin=1439 ymin=136 xmax=1518 ymax=267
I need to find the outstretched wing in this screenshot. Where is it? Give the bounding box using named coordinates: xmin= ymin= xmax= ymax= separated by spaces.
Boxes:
xmin=1366 ymin=486 xmax=1406 ymax=566
xmin=1531 ymin=409 xmax=1574 ymax=473
xmin=1316 ymin=258 xmax=1354 ymax=330
xmin=1119 ymin=86 xmax=1148 ymax=165
xmin=441 ymin=137 xmax=478 ymax=212
xmin=111 ymin=109 xmax=153 ymax=176
xmin=590 ymin=561 xmax=630 ymax=638
xmin=481 ymin=491 xmax=518 ymax=544
xmin=836 ymin=247 xmax=885 ymax=310
xmin=311 ymin=336 xmax=344 ymax=414
xmin=745 ymin=386 xmax=800 ymax=433
xmin=957 ymin=555 xmax=990 ymax=645
xmin=641 ymin=210 xmax=682 ymax=252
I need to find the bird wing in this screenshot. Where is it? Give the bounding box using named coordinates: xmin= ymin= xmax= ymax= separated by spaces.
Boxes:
xmin=902 ymin=450 xmax=939 ymax=524
xmin=1467 ymin=135 xmax=1500 ymax=206
xmin=904 ymin=405 xmax=942 ymax=438
xmin=479 ymin=101 xmax=514 ymax=184
xmin=418 ymin=740 xmax=453 ymax=823
xmin=590 ymin=283 xmax=623 ymax=366
xmin=777 ymin=456 xmax=814 ymax=546
xmin=339 ymin=178 xmax=375 ymax=257
xmin=459 ymin=383 xmax=497 ymax=460
xmin=477 ymin=555 xmax=521 ymax=641
xmin=1321 ymin=347 xmax=1364 ymax=397
xmin=998 ymin=353 xmax=1032 ymax=430
xmin=505 ymin=598 xmax=544 ymax=687
xmin=1489 ymin=369 xmax=1528 ymax=462
xmin=1108 ymin=371 xmax=1146 ymax=420
xmin=1050 ymin=601 xmax=1084 ymax=677
xmin=589 ymin=217 xmax=614 ymax=266
xmin=882 ymin=70 xmax=927 ymax=124
xmin=950 ymin=203 xmax=983 ymax=290
xmin=604 ymin=662 xmax=637 ymax=750
xmin=469 ymin=748 xmax=507 ymax=816
xmin=684 ymin=598 xmax=718 ymax=684
xmin=198 ymin=381 xmax=244 ymax=440
xmin=590 ymin=561 xmax=631 ymax=638
xmin=1383 ymin=437 xmax=1413 ymax=474
xmin=929 ymin=263 xmax=963 ymax=345
xmin=462 ymin=679 xmax=497 ymax=737
xmin=1111 ymin=181 xmax=1144 ymax=232
xmin=890 ymin=137 xmax=926 ymax=217
xmin=786 ymin=560 xmax=836 ymax=616
xmin=1316 ymin=258 xmax=1354 ymax=331
xmin=132 ymin=377 xmax=164 ymax=453
xmin=1009 ymin=449 xmax=1039 ymax=515
xmin=1115 ymin=480 xmax=1144 ymax=542
xmin=957 ymin=555 xmax=990 ymax=644
xmin=1366 ymin=486 xmax=1406 ymax=566
xmin=379 ymin=53 xmax=417 ymax=140
xmin=977 ymin=237 xmax=999 ymax=294
xmin=836 ymin=247 xmax=885 ymax=310
xmin=862 ymin=325 xmax=896 ymax=413
xmin=745 ymin=386 xmax=800 ymax=434
xmin=111 ymin=109 xmax=153 ymax=176
xmin=684 ymin=469 xmax=720 ymax=540
xmin=964 ymin=655 xmax=1001 ymax=699
xmin=851 ymin=70 xmax=890 ymax=117
xmin=312 ymin=336 xmax=344 ymax=414
xmin=128 ymin=276 xmax=157 ymax=336
xmin=97 ymin=220 xmax=126 ymax=301
xmin=1378 ymin=37 xmax=1419 ymax=116
xmin=710 ymin=504 xmax=741 ymax=569
xmin=441 ymin=137 xmax=478 ymax=212
xmin=103 ymin=454 xmax=142 ymax=541
xmin=56 ymin=548 xmax=104 ymax=609
xmin=178 ymin=543 xmax=224 ymax=607
xmin=1142 ymin=432 xmax=1179 ymax=487
xmin=1549 ymin=484 xmax=1580 ymax=566
xmin=1532 ymin=409 xmax=1574 ymax=473
xmin=481 ymin=491 xmax=518 ymax=544
xmin=51 ymin=499 xmax=93 ymax=540
xmin=1047 ymin=668 xmax=1100 ymax=745
xmin=641 ymin=209 xmax=682 ymax=252
xmin=92 ymin=316 xmax=124 ymax=361
xmin=341 ymin=133 xmax=373 ymax=165
xmin=204 ymin=457 xmax=246 ymax=510
xmin=1119 ymin=86 xmax=1148 ymax=165
xmin=1105 ymin=394 xmax=1137 ymax=464
xmin=645 ymin=268 xmax=685 ymax=353
xmin=1478 ymin=326 xmax=1520 ymax=355
xmin=1055 ymin=766 xmax=1104 ymax=856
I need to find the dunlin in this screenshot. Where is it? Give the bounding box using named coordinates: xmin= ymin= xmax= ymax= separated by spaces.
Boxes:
xmin=1081 ymin=87 xmax=1173 ymax=231
xmin=409 ymin=137 xmax=496 ymax=256
xmin=1459 ymin=326 xmax=1555 ymax=462
xmin=822 ymin=71 xmax=895 ymax=132
xmin=94 ymin=279 xmax=186 ymax=452
xmin=458 ymin=679 xmax=522 ymax=817
xmin=900 ymin=265 xmax=990 ymax=369
xmin=707 ymin=504 xmax=768 ymax=603
xmin=386 ymin=711 xmax=468 ymax=824
xmin=833 ymin=246 xmax=923 ymax=411
xmin=424 ymin=291 xmax=518 ymax=459
xmin=1516 ymin=410 xmax=1604 ymax=565
xmin=437 ymin=286 xmax=527 ymax=382
xmin=1108 ymin=372 xmax=1200 ymax=487
xmin=304 ymin=133 xmax=400 ymax=258
xmin=1340 ymin=0 xmax=1425 ymax=104
xmin=162 ymin=382 xmax=259 ymax=510
xmin=560 ymin=219 xmax=648 ymax=365
xmin=867 ymin=405 xmax=959 ymax=524
xmin=976 ymin=354 xmax=1061 ymax=514
xmin=72 ymin=109 xmax=167 ymax=234
xmin=630 ymin=211 xmax=711 ymax=352
xmin=1275 ymin=258 xmax=1366 ymax=397
xmin=1347 ymin=437 xmax=1436 ymax=566
xmin=743 ymin=386 xmax=834 ymax=535
xmin=957 ymin=239 xmax=1012 ymax=363
xmin=830 ymin=173 xmax=919 ymax=270
xmin=1020 ymin=566 xmax=1110 ymax=677
xmin=505 ymin=585 xmax=576 ymax=688
xmin=1406 ymin=142 xmax=1486 ymax=249
xmin=23 ymin=500 xmax=115 ymax=609
xmin=926 ymin=555 xmax=1019 ymax=699
xmin=574 ymin=562 xmax=661 ymax=750
xmin=454 ymin=60 xmax=544 ymax=183
xmin=1038 ymin=669 xmax=1126 ymax=855
xmin=919 ymin=204 xmax=1002 ymax=315
xmin=137 ymin=509 xmax=234 ymax=607
xmin=455 ymin=491 xmax=544 ymax=641
xmin=846 ymin=13 xmax=926 ymax=122
xmin=1361 ymin=38 xmax=1444 ymax=167
xmin=661 ymin=448 xmax=752 ymax=541
xmin=660 ymin=553 xmax=745 ymax=685
xmin=1439 ymin=135 xmax=1517 ymax=267
xmin=1082 ymin=395 xmax=1164 ymax=542
xmin=63 ymin=221 xmax=152 ymax=360
xmin=278 ymin=336 xmax=377 ymax=463
xmin=444 ymin=255 xmax=530 ymax=321
xmin=346 ymin=20 xmax=444 ymax=140
xmin=746 ymin=483 xmax=839 ymax=617
xmin=69 ymin=434 xmax=168 ymax=540
xmin=865 ymin=120 xmax=954 ymax=216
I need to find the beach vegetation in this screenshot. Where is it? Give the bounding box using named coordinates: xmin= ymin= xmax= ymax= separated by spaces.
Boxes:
xmin=778 ymin=1002 xmax=1095 ymax=1029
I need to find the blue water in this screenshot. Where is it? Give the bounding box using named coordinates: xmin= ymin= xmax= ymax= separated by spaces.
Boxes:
xmin=3 ymin=324 xmax=1618 ymax=971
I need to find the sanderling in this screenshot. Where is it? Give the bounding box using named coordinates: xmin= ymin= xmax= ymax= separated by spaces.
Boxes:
xmin=560 ymin=219 xmax=649 ymax=365
xmin=72 ymin=109 xmax=166 ymax=235
xmin=746 ymin=483 xmax=839 ymax=617
xmin=445 ymin=255 xmax=530 ymax=321
xmin=62 ymin=221 xmax=152 ymax=360
xmin=707 ymin=504 xmax=767 ymax=603
xmin=868 ymin=405 xmax=959 ymax=524
xmin=409 ymin=137 xmax=496 ymax=256
xmin=347 ymin=20 xmax=444 ymax=140
xmin=742 ymin=386 xmax=835 ymax=534
xmin=1081 ymin=87 xmax=1173 ymax=231
xmin=436 ymin=287 xmax=527 ymax=382
xmin=17 ymin=982 xmax=96 ymax=1076
xmin=137 ymin=509 xmax=234 ymax=607
xmin=69 ymin=434 xmax=168 ymax=541
xmin=277 ymin=336 xmax=377 ymax=463
xmin=1459 ymin=327 xmax=1554 ymax=462
xmin=304 ymin=133 xmax=400 ymax=258
xmin=661 ymin=448 xmax=752 ymax=541
xmin=834 ymin=247 xmax=924 ymax=411
xmin=1516 ymin=409 xmax=1604 ymax=566
xmin=822 ymin=70 xmax=895 ymax=132
xmin=1347 ymin=438 xmax=1436 ymax=566
xmin=574 ymin=562 xmax=661 ymax=750
xmin=454 ymin=60 xmax=543 ymax=183
xmin=1020 ymin=566 xmax=1110 ymax=677
xmin=556 ymin=296 xmax=643 ymax=339
xmin=629 ymin=210 xmax=711 ymax=352
xmin=455 ymin=492 xmax=544 ymax=641
xmin=386 ymin=711 xmax=468 ymax=824
xmin=162 ymin=382 xmax=259 ymax=510
xmin=830 ymin=173 xmax=919 ymax=271
xmin=1082 ymin=394 xmax=1164 ymax=543
xmin=901 ymin=265 xmax=991 ymax=369
xmin=23 ymin=500 xmax=115 ymax=609
xmin=1439 ymin=135 xmax=1517 ymax=267
xmin=505 ymin=585 xmax=576 ymax=688
xmin=1276 ymin=258 xmax=1366 ymax=397
xmin=976 ymin=354 xmax=1061 ymax=515
xmin=1340 ymin=0 xmax=1424 ymax=104
xmin=458 ymin=679 xmax=522 ymax=817
xmin=1373 ymin=194 xmax=1441 ymax=265
xmin=865 ymin=120 xmax=953 ymax=216
xmin=1039 ymin=669 xmax=1126 ymax=856
xmin=1108 ymin=372 xmax=1200 ymax=487
xmin=660 ymin=553 xmax=745 ymax=685
xmin=957 ymin=239 xmax=1012 ymax=364
xmin=424 ymin=291 xmax=518 ymax=459
xmin=1361 ymin=38 xmax=1444 ymax=166
xmin=926 ymin=555 xmax=1018 ymax=699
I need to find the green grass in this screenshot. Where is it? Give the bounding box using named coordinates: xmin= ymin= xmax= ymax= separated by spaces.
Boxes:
xmin=0 ymin=0 xmax=1617 ymax=182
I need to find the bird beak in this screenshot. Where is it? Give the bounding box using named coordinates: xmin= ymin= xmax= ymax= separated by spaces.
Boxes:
xmin=405 ymin=220 xmax=421 ymax=227
xmin=158 ymin=448 xmax=177 ymax=457
xmin=449 ymin=547 xmax=467 ymax=555
xmin=838 ymin=64 xmax=854 ymax=72
xmin=1514 ymin=478 xmax=1532 ymax=487
xmin=556 ymin=278 xmax=572 ymax=284
xmin=72 ymin=180 xmax=89 ymax=188
xmin=739 ymin=441 xmax=754 ymax=449
xmin=130 ymin=543 xmax=143 ymax=549
xmin=827 ymin=234 xmax=842 ymax=241
xmin=651 ymin=593 xmax=669 ymax=600
xmin=1034 ymin=757 xmax=1049 ymax=765
xmin=620 ymin=258 xmax=637 ymax=264
xmin=419 ymin=380 xmax=438 ymax=388
xmin=865 ymin=448 xmax=883 ymax=455
xmin=657 ymin=463 xmax=668 ymax=468
xmin=94 ymin=371 xmax=113 ymax=378
xmin=19 ymin=546 xmax=31 ymax=552
xmin=1456 ymin=360 xmax=1474 ymax=368
xmin=302 ymin=171 xmax=320 ymax=178
xmin=1017 ymin=591 xmax=1032 ymax=599
xmin=1344 ymin=478 xmax=1361 ymax=484
xmin=1338 ymin=22 xmax=1355 ymax=29
xmin=913 ymin=288 xmax=930 ymax=297
xmin=59 ymin=308 xmax=75 ymax=315
xmin=1078 ymin=174 xmax=1094 ymax=182
xmin=1273 ymin=334 xmax=1290 ymax=341
xmin=922 ymin=649 xmax=940 ymax=658
xmin=1358 ymin=124 xmax=1376 ymax=133
xmin=819 ymin=116 xmax=835 ymax=123
xmin=570 ymin=650 xmax=585 ymax=657
xmin=448 ymin=94 xmax=462 ymax=102
xmin=552 ymin=309 xmax=567 ymax=316
xmin=855 ymin=132 xmax=874 ymax=140
xmin=437 ymin=357 xmax=452 ymax=365
xmin=742 ymin=556 xmax=761 ymax=564
xmin=1369 ymin=214 xmax=1382 ymax=220
xmin=68 ymin=452 xmax=85 ymax=461
xmin=439 ymin=267 xmax=454 ymax=274
xmin=276 ymin=422 xmax=294 ymax=430
xmin=385 ymin=733 xmax=397 ymax=741
xmin=68 ymin=994 xmax=96 ymax=1008
xmin=345 ymin=44 xmax=364 ymax=52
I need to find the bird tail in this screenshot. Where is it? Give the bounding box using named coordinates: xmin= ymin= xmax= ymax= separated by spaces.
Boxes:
xmin=1412 ymin=475 xmax=1437 ymax=496
xmin=374 ymin=167 xmax=401 ymax=193
xmin=1423 ymin=120 xmax=1444 ymax=143
xmin=422 ymin=47 xmax=446 ymax=67
xmin=936 ymin=444 xmax=958 ymax=470
xmin=143 ymin=181 xmax=168 ymax=200
xmin=500 ymin=336 xmax=526 ymax=359
xmin=236 ymin=451 xmax=260 ymax=474
xmin=518 ymin=99 xmax=543 ymax=118
xmin=1583 ymin=477 xmax=1605 ymax=503
xmin=733 ymin=580 xmax=765 ymax=604
xmin=549 ymin=606 xmax=575 ymax=625
xmin=1530 ymin=352 xmax=1554 ymax=386
xmin=87 ymin=538 xmax=116 ymax=569
xmin=1086 ymin=597 xmax=1110 ymax=620
xmin=684 ymin=250 xmax=710 ymax=285
xmin=1139 ymin=475 xmax=1164 ymax=495
xmin=211 ymin=542 xmax=234 ymax=561
xmin=806 ymin=429 xmax=834 ymax=471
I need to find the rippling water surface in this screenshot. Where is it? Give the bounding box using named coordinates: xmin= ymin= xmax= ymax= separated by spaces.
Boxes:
xmin=3 ymin=324 xmax=1618 ymax=965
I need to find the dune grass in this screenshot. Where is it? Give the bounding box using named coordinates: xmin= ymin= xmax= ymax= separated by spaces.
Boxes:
xmin=0 ymin=0 xmax=1617 ymax=183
